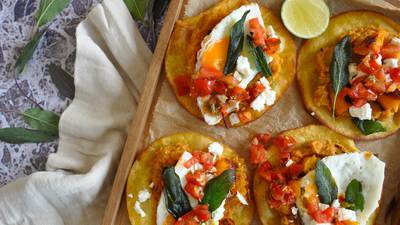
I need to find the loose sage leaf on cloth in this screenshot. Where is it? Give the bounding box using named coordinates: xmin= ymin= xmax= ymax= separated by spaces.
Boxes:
xmin=247 ymin=35 xmax=273 ymax=77
xmin=315 ymin=160 xmax=338 ymax=204
xmin=15 ymin=30 xmax=45 ymax=74
xmin=48 ymin=64 xmax=75 ymax=99
xmin=353 ymin=118 xmax=386 ymax=135
xmin=223 ymin=10 xmax=250 ymax=75
xmin=35 ymin=0 xmax=71 ymax=27
xmin=330 ymin=35 xmax=352 ymax=117
xmin=345 ymin=179 xmax=365 ymax=211
xmin=22 ymin=108 xmax=60 ymax=136
xmin=163 ymin=167 xmax=192 ymax=219
xmin=0 ymin=128 xmax=56 ymax=144
xmin=201 ymin=169 xmax=235 ymax=212
xmin=123 ymin=0 xmax=149 ymax=21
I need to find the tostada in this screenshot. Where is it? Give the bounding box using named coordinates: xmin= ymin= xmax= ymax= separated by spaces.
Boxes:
xmin=126 ymin=133 xmax=253 ymax=225
xmin=165 ymin=0 xmax=296 ymax=127
xmin=297 ymin=11 xmax=400 ymax=140
xmin=250 ymin=125 xmax=385 ymax=225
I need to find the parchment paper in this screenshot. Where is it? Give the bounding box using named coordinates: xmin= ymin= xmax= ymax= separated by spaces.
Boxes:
xmin=146 ymin=0 xmax=400 ymax=224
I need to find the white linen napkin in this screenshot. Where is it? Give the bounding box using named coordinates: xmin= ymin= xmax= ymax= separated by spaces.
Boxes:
xmin=0 ymin=0 xmax=151 ymax=224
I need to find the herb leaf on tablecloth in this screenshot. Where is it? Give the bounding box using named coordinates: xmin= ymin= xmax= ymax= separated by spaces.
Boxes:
xmin=36 ymin=0 xmax=71 ymax=27
xmin=0 ymin=128 xmax=56 ymax=144
xmin=123 ymin=0 xmax=150 ymax=21
xmin=22 ymin=108 xmax=60 ymax=136
xmin=48 ymin=64 xmax=75 ymax=99
xmin=15 ymin=30 xmax=45 ymax=74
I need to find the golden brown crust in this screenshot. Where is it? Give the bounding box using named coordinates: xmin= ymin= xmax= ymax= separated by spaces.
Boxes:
xmin=126 ymin=132 xmax=253 ymax=225
xmin=165 ymin=0 xmax=297 ymax=127
xmin=297 ymin=10 xmax=400 ymax=140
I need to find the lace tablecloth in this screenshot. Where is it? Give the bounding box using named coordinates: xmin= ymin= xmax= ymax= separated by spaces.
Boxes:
xmin=0 ymin=0 xmax=158 ymax=186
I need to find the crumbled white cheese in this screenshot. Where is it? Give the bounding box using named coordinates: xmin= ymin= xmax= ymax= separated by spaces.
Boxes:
xmin=138 ymin=189 xmax=151 ymax=203
xmin=229 ymin=113 xmax=240 ymax=125
xmin=349 ymin=103 xmax=372 ymax=120
xmin=233 ymin=71 xmax=243 ymax=82
xmin=391 ymin=37 xmax=400 ymax=46
xmin=236 ymin=192 xmax=248 ymax=205
xmin=259 ymin=77 xmax=271 ymax=89
xmin=212 ymin=199 xmax=226 ymax=222
xmin=250 ymin=89 xmax=276 ymax=112
xmin=338 ymin=208 xmax=357 ymax=222
xmin=208 ymin=142 xmax=224 ymax=157
xmin=134 ymin=201 xmax=146 ymax=217
xmin=266 ymin=25 xmax=278 ymax=39
xmin=265 ymin=90 xmax=276 ymax=106
xmin=175 ymin=151 xmax=193 ymax=183
xmin=156 ymin=193 xmax=168 ymax=225
xmin=291 ymin=207 xmax=298 ymax=215
xmin=286 ymin=159 xmax=294 ymax=167
xmin=311 ymin=112 xmax=316 ymax=116
xmin=237 ymin=56 xmax=257 ymax=78
xmin=226 ymin=100 xmax=240 ymax=114
xmin=375 ymin=54 xmax=382 ymax=65
xmin=384 ymin=58 xmax=398 ymax=68
xmin=127 ymin=193 xmax=133 ymax=198
xmin=318 ymin=203 xmax=330 ymax=211
xmin=332 ymin=199 xmax=340 ymax=208
xmin=385 ymin=73 xmax=393 ymax=82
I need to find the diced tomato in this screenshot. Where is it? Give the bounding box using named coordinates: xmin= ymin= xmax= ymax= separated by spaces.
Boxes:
xmin=186 ymin=170 xmax=206 ymax=186
xmin=258 ymin=166 xmax=287 ymax=182
xmin=358 ymin=54 xmax=381 ymax=74
xmin=199 ymin=66 xmax=224 ymax=79
xmin=238 ymin=111 xmax=252 ymax=123
xmin=174 ymin=75 xmax=191 ymax=96
xmin=191 ymin=78 xmax=215 ymax=97
xmin=185 ymin=183 xmax=203 ymax=200
xmin=183 ymin=156 xmax=198 ymax=169
xmin=228 ymin=86 xmax=250 ymax=101
xmin=279 ymin=150 xmax=291 ymax=162
xmin=306 ymin=195 xmax=334 ymax=223
xmin=389 ymin=67 xmax=400 ymax=82
xmin=257 ymin=161 xmax=272 ymax=180
xmin=252 ymin=133 xmax=272 ymax=146
xmin=174 ymin=217 xmax=197 ymax=225
xmin=381 ymin=44 xmax=400 ymax=59
xmin=248 ymin=82 xmax=266 ymax=99
xmin=373 ymin=69 xmax=386 ymax=82
xmin=364 ymin=78 xmax=386 ymax=94
xmin=264 ymin=38 xmax=281 ymax=55
xmin=192 ymin=205 xmax=211 ymax=222
xmin=191 ymin=151 xmax=214 ymax=171
xmin=249 ymin=18 xmax=266 ymax=47
xmin=221 ymin=74 xmax=239 ymax=87
xmin=352 ymin=98 xmax=368 ymax=108
xmin=288 ymin=163 xmax=304 ymax=178
xmin=269 ymin=183 xmax=296 ymax=208
xmin=348 ymin=82 xmax=378 ymax=101
xmin=272 ymin=134 xmax=297 ymax=150
xmin=250 ymin=144 xmax=267 ymax=164
xmin=213 ymin=80 xmax=227 ymax=95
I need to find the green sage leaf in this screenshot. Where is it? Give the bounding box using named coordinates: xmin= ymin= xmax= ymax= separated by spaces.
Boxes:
xmin=201 ymin=169 xmax=235 ymax=212
xmin=345 ymin=179 xmax=365 ymax=211
xmin=315 ymin=160 xmax=338 ymax=204
xmin=123 ymin=0 xmax=150 ymax=21
xmin=163 ymin=167 xmax=192 ymax=219
xmin=247 ymin=35 xmax=273 ymax=77
xmin=0 ymin=128 xmax=56 ymax=144
xmin=48 ymin=64 xmax=75 ymax=99
xmin=330 ymin=35 xmax=352 ymax=117
xmin=15 ymin=30 xmax=45 ymax=74
xmin=353 ymin=118 xmax=386 ymax=135
xmin=22 ymin=108 xmax=60 ymax=136
xmin=36 ymin=0 xmax=70 ymax=27
xmin=223 ymin=10 xmax=250 ymax=75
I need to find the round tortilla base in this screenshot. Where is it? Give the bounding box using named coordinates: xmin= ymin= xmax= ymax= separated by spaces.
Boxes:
xmin=126 ymin=132 xmax=253 ymax=225
xmin=253 ymin=125 xmax=379 ymax=225
xmin=297 ymin=11 xmax=400 ymax=140
xmin=165 ymin=0 xmax=297 ymax=127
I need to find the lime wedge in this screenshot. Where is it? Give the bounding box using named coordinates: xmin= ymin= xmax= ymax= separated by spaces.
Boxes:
xmin=281 ymin=0 xmax=330 ymax=39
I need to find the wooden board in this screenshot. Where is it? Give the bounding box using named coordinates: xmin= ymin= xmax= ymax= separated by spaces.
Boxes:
xmin=101 ymin=0 xmax=184 ymax=224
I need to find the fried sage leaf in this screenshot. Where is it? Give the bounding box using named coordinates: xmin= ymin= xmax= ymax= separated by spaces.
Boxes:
xmin=247 ymin=35 xmax=273 ymax=77
xmin=353 ymin=118 xmax=386 ymax=135
xmin=22 ymin=108 xmax=60 ymax=136
xmin=223 ymin=10 xmax=250 ymax=75
xmin=163 ymin=167 xmax=192 ymax=219
xmin=345 ymin=179 xmax=365 ymax=211
xmin=315 ymin=160 xmax=338 ymax=204
xmin=15 ymin=30 xmax=45 ymax=74
xmin=36 ymin=0 xmax=71 ymax=27
xmin=201 ymin=169 xmax=235 ymax=212
xmin=330 ymin=35 xmax=352 ymax=117
xmin=0 ymin=128 xmax=56 ymax=144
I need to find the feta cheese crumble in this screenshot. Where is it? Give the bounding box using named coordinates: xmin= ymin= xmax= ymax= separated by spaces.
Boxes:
xmin=208 ymin=142 xmax=224 ymax=157
xmin=338 ymin=208 xmax=357 ymax=222
xmin=138 ymin=189 xmax=151 ymax=203
xmin=285 ymin=159 xmax=294 ymax=167
xmin=383 ymin=58 xmax=398 ymax=68
xmin=229 ymin=113 xmax=240 ymax=125
xmin=349 ymin=103 xmax=372 ymax=120
xmin=134 ymin=201 xmax=146 ymax=217
xmin=236 ymin=192 xmax=249 ymax=205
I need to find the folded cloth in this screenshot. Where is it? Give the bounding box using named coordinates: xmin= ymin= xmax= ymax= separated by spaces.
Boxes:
xmin=0 ymin=0 xmax=151 ymax=224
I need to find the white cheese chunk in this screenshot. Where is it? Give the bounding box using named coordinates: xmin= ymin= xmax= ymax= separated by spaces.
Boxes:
xmin=318 ymin=203 xmax=330 ymax=211
xmin=236 ymin=192 xmax=248 ymax=205
xmin=375 ymin=54 xmax=382 ymax=65
xmin=250 ymin=90 xmax=276 ymax=111
xmin=208 ymin=142 xmax=224 ymax=157
xmin=237 ymin=56 xmax=259 ymax=88
xmin=212 ymin=199 xmax=226 ymax=222
xmin=349 ymin=103 xmax=372 ymax=120
xmin=233 ymin=71 xmax=243 ymax=82
xmin=229 ymin=113 xmax=240 ymax=125
xmin=134 ymin=201 xmax=146 ymax=217
xmin=138 ymin=189 xmax=151 ymax=202
xmin=156 ymin=193 xmax=168 ymax=225
xmin=383 ymin=58 xmax=398 ymax=68
xmin=266 ymin=25 xmax=278 ymax=39
xmin=391 ymin=37 xmax=400 ymax=46
xmin=332 ymin=199 xmax=340 ymax=208
xmin=175 ymin=151 xmax=193 ymax=185
xmin=286 ymin=159 xmax=294 ymax=167
xmin=291 ymin=207 xmax=298 ymax=215
xmin=338 ymin=208 xmax=357 ymax=222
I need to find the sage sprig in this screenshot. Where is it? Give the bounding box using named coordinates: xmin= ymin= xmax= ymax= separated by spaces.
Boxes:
xmin=353 ymin=118 xmax=386 ymax=135
xmin=345 ymin=179 xmax=365 ymax=211
xmin=330 ymin=35 xmax=352 ymax=117
xmin=247 ymin=35 xmax=273 ymax=77
xmin=224 ymin=10 xmax=250 ymax=75
xmin=201 ymin=169 xmax=235 ymax=212
xmin=315 ymin=160 xmax=338 ymax=204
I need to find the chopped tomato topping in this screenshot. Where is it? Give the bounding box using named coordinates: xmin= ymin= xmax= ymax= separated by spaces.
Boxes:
xmin=381 ymin=44 xmax=400 ymax=59
xmin=228 ymin=86 xmax=250 ymax=101
xmin=288 ymin=163 xmax=304 ymax=178
xmin=249 ymin=18 xmax=266 ymax=47
xmin=358 ymin=54 xmax=381 ymax=74
xmin=184 ymin=183 xmax=203 ymax=200
xmin=191 ymin=78 xmax=215 ymax=97
xmin=264 ymin=38 xmax=281 ymax=55
xmin=174 ymin=205 xmax=211 ymax=225
xmin=192 ymin=204 xmax=211 ymax=222
xmin=185 ymin=170 xmax=206 ymax=186
xmin=183 ymin=156 xmax=198 ymax=169
xmin=213 ymin=80 xmax=227 ymax=95
xmin=269 ymin=183 xmax=296 ymax=208
xmin=272 ymin=134 xmax=297 ymax=150
xmin=364 ymin=78 xmax=386 ymax=94
xmin=250 ymin=143 xmax=266 ymax=164
xmin=306 ymin=195 xmax=334 ymax=223
xmin=389 ymin=67 xmax=400 ymax=82
xmin=238 ymin=111 xmax=252 ymax=123
xmin=221 ymin=75 xmax=238 ymax=87
xmin=252 ymin=133 xmax=272 ymax=146
xmin=198 ymin=66 xmax=224 ymax=79
xmin=174 ymin=75 xmax=191 ymax=96
xmin=248 ymin=82 xmax=266 ymax=99
xmin=258 ymin=164 xmax=287 ymax=183
xmin=348 ymin=82 xmax=378 ymax=102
